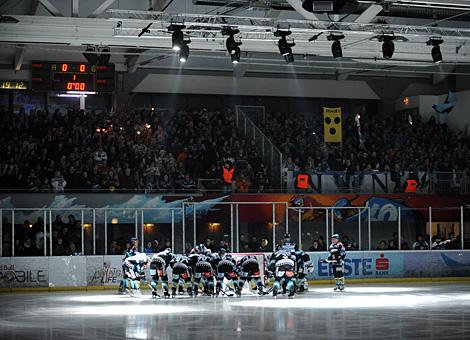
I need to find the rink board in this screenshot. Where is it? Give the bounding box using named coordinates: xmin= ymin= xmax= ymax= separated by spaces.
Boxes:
xmin=0 ymin=251 xmax=469 ymax=289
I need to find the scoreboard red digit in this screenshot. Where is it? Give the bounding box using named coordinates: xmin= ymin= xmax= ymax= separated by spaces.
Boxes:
xmin=31 ymin=62 xmax=115 ymax=92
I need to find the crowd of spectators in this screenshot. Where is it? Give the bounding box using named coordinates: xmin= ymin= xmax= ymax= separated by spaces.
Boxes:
xmin=0 ymin=106 xmax=269 ymax=193
xmin=256 ymin=110 xmax=470 ymax=190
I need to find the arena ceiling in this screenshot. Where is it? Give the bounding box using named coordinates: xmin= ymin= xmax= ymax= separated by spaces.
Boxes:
xmin=1 ymin=0 xmax=470 ymax=80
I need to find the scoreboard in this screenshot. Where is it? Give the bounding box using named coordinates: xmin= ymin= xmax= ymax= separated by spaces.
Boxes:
xmin=31 ymin=62 xmax=115 ymax=92
xmin=0 ymin=81 xmax=28 ymax=90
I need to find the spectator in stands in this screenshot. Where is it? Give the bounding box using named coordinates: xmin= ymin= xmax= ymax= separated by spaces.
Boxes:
xmin=258 ymin=238 xmax=269 ymax=252
xmin=239 ymin=233 xmax=248 ymax=249
xmin=53 ymin=237 xmax=65 ymax=256
xmin=181 ymin=174 xmax=196 ymax=192
xmin=309 ymin=240 xmax=322 ymax=251
xmin=103 ymin=169 xmax=120 ymax=191
xmin=144 ymin=241 xmax=155 ymax=254
xmin=376 ymin=240 xmax=387 ymax=250
xmin=109 ymin=240 xmax=122 ymax=255
xmin=388 ymin=239 xmax=398 ymax=250
xmin=51 ymin=171 xmax=67 ymax=192
xmin=248 ymin=236 xmax=258 ymax=251
xmin=65 ymin=241 xmax=77 ymax=256
xmin=412 ymin=235 xmax=429 ymax=250
xmin=120 ymin=168 xmax=137 ymax=190
xmin=317 ymin=236 xmax=326 ymax=251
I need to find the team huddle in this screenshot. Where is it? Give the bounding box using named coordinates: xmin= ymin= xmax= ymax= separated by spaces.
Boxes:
xmin=118 ymin=233 xmax=346 ymax=298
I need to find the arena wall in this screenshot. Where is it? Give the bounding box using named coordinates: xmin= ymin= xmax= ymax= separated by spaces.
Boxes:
xmin=1 ymin=251 xmax=469 ymax=291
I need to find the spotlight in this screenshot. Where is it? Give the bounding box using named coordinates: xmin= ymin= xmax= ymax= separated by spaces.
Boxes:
xmin=179 ymin=41 xmax=190 ymax=63
xmin=427 ymin=38 xmax=443 ymax=63
xmin=275 ymin=30 xmax=295 ymax=64
xmin=327 ymin=33 xmax=344 ymax=59
xmin=83 ymin=45 xmax=98 ymax=65
xmin=168 ymin=24 xmax=186 ymax=51
xmin=98 ymin=47 xmax=110 ymax=65
xmin=378 ymin=35 xmax=395 ymax=59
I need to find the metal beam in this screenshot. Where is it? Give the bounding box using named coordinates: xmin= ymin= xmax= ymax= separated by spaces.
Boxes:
xmin=89 ymin=0 xmax=116 ymax=18
xmin=31 ymin=0 xmax=40 ymax=15
xmin=72 ymin=0 xmax=79 ymax=17
xmin=355 ymin=4 xmax=383 ymax=24
xmin=14 ymin=46 xmax=25 ymax=71
xmin=149 ymin=0 xmax=170 ymax=11
xmin=286 ymin=0 xmax=320 ymax=21
xmin=126 ymin=55 xmax=141 ymax=73
xmin=39 ymin=0 xmax=64 ymax=17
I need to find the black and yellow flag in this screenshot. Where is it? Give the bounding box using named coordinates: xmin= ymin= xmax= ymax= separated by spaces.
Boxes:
xmin=323 ymin=107 xmax=342 ymax=143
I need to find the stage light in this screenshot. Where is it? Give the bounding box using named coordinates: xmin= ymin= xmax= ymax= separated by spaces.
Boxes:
xmin=380 ymin=36 xmax=395 ymax=59
xmin=427 ymin=38 xmax=443 ymax=63
xmin=169 ymin=24 xmax=186 ymax=51
xmin=83 ymin=45 xmax=98 ymax=65
xmin=328 ymin=33 xmax=345 ymax=59
xmin=179 ymin=41 xmax=190 ymax=63
xmin=276 ymin=31 xmax=295 ymax=64
xmin=98 ymin=46 xmax=111 ymax=65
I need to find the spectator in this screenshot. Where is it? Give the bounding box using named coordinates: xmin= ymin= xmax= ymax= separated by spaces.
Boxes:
xmin=120 ymin=168 xmax=137 ymax=190
xmin=317 ymin=236 xmax=326 ymax=251
xmin=247 ymin=236 xmax=258 ymax=251
xmin=388 ymin=239 xmax=398 ymax=250
xmin=239 ymin=233 xmax=248 ymax=249
xmin=181 ymin=174 xmax=196 ymax=192
xmin=412 ymin=235 xmax=429 ymax=250
xmin=109 ymin=240 xmax=122 ymax=255
xmin=53 ymin=237 xmax=65 ymax=256
xmin=376 ymin=240 xmax=387 ymax=250
xmin=51 ymin=171 xmax=67 ymax=192
xmin=65 ymin=241 xmax=78 ymax=256
xmin=258 ymin=238 xmax=269 ymax=252
xmin=144 ymin=241 xmax=155 ymax=254
xmin=309 ymin=240 xmax=322 ymax=251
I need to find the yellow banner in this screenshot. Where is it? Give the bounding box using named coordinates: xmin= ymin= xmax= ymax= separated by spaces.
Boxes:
xmin=323 ymin=107 xmax=342 ymax=143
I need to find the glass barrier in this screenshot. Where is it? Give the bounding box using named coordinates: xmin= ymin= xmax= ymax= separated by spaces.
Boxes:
xmin=1 ymin=205 xmax=468 ymax=256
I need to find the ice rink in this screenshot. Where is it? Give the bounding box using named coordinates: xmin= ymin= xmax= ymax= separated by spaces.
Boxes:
xmin=1 ymin=283 xmax=469 ymax=340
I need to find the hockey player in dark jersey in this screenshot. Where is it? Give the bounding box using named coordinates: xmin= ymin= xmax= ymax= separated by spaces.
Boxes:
xmin=215 ymin=250 xmax=240 ymax=297
xmin=268 ymin=249 xmax=297 ymax=297
xmin=118 ymin=237 xmax=139 ymax=294
xmin=171 ymin=255 xmax=193 ymax=297
xmin=190 ymin=244 xmax=217 ymax=296
xmin=323 ymin=233 xmax=346 ymax=291
xmin=295 ymin=250 xmax=313 ymax=293
xmin=237 ymin=255 xmax=265 ymax=296
xmin=149 ymin=248 xmax=174 ymax=298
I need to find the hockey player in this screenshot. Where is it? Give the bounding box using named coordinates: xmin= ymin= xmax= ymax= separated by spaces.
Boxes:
xmin=323 ymin=234 xmax=346 ymax=291
xmin=268 ymin=249 xmax=297 ymax=298
xmin=190 ymin=244 xmax=216 ymax=296
xmin=295 ymin=250 xmax=313 ymax=293
xmin=171 ymin=255 xmax=193 ymax=297
xmin=215 ymin=250 xmax=240 ymax=297
xmin=118 ymin=237 xmax=139 ymax=294
xmin=277 ymin=233 xmax=297 ymax=254
xmin=149 ymin=248 xmax=174 ymax=298
xmin=237 ymin=255 xmax=265 ymax=296
xmin=122 ymin=252 xmax=149 ymax=296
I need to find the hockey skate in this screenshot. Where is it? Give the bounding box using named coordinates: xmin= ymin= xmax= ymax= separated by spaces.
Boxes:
xmin=171 ymin=287 xmax=177 ymax=297
xmin=151 ymin=290 xmax=160 ymax=299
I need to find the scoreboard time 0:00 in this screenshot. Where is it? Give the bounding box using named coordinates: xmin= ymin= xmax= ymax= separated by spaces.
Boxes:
xmin=31 ymin=62 xmax=115 ymax=92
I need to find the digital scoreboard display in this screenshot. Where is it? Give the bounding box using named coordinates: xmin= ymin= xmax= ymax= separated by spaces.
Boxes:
xmin=0 ymin=81 xmax=28 ymax=90
xmin=31 ymin=62 xmax=115 ymax=92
